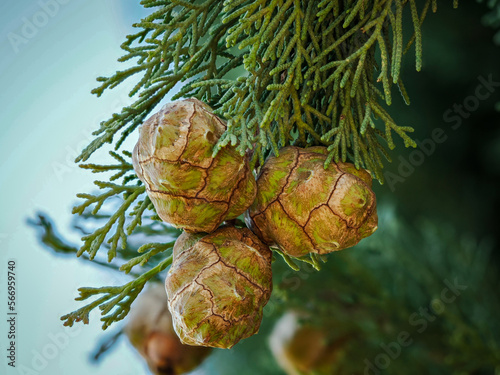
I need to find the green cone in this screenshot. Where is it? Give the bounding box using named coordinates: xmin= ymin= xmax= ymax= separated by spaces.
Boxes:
xmin=132 ymin=98 xmax=256 ymax=233
xmin=165 ymin=226 xmax=273 ymax=349
xmin=247 ymin=146 xmax=378 ymax=257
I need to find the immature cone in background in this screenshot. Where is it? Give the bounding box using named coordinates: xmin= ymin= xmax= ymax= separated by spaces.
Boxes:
xmin=132 ymin=98 xmax=256 ymax=233
xmin=165 ymin=226 xmax=273 ymax=349
xmin=247 ymin=146 xmax=377 ymax=257
xmin=269 ymin=311 xmax=348 ymax=375
xmin=124 ymin=283 xmax=211 ymax=375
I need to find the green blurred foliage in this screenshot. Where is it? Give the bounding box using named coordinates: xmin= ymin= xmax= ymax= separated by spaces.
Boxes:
xmin=380 ymin=2 xmax=500 ymax=247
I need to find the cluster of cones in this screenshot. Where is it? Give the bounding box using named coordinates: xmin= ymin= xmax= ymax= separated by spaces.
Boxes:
xmin=131 ymin=98 xmax=378 ymax=350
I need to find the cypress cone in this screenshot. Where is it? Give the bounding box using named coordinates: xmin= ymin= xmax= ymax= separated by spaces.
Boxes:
xmin=270 ymin=311 xmax=347 ymax=375
xmin=246 ymin=146 xmax=378 ymax=257
xmin=165 ymin=226 xmax=273 ymax=349
xmin=132 ymin=98 xmax=256 ymax=233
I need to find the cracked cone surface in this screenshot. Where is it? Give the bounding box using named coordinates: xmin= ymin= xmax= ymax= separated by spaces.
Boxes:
xmin=165 ymin=226 xmax=273 ymax=349
xmin=132 ymin=98 xmax=256 ymax=233
xmin=247 ymin=146 xmax=378 ymax=257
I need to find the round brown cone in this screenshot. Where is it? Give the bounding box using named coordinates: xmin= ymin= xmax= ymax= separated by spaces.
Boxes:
xmin=132 ymin=98 xmax=256 ymax=233
xmin=165 ymin=226 xmax=273 ymax=349
xmin=246 ymin=146 xmax=378 ymax=257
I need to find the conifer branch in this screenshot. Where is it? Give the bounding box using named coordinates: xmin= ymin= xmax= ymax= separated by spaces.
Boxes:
xmin=61 ymin=255 xmax=173 ymax=330
xmin=62 ymin=0 xmax=462 ymax=330
xmin=73 ymin=183 xmax=146 ymax=261
xmin=79 ymin=151 xmax=135 ymax=182
xmin=119 ymin=242 xmax=174 ymax=274
xmin=28 ymin=214 xmax=125 ymax=273
xmin=76 ymin=0 xmax=456 ymax=183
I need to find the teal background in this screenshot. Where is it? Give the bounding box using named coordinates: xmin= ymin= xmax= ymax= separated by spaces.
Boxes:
xmin=0 ymin=2 xmax=159 ymax=374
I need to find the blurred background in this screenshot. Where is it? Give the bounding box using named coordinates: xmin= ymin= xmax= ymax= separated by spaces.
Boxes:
xmin=0 ymin=1 xmax=499 ymax=374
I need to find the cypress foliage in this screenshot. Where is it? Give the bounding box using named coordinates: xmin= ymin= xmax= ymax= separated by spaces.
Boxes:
xmin=38 ymin=1 xmax=465 ymax=331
